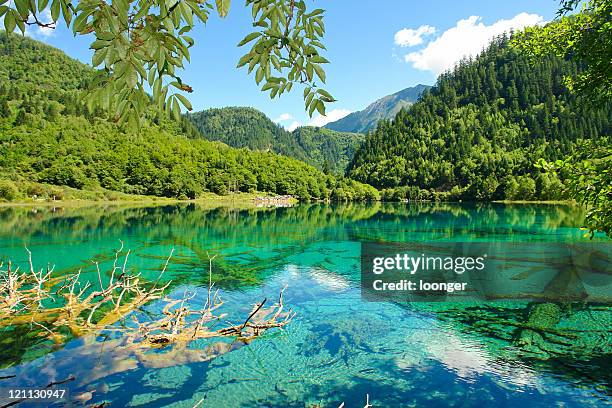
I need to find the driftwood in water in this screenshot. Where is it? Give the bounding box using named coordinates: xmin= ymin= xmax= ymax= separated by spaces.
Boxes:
xmin=0 ymin=244 xmax=171 ymax=342
xmin=0 ymin=246 xmax=294 ymax=353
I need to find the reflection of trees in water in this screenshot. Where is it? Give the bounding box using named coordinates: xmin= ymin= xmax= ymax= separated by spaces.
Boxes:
xmin=0 ymin=203 xmax=589 ymax=246
xmin=348 ymin=203 xmax=590 ymax=243
xmin=0 ymin=203 xmax=382 ymax=246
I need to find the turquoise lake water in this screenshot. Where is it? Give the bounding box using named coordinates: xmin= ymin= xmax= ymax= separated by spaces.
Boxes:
xmin=0 ymin=202 xmax=609 ymax=407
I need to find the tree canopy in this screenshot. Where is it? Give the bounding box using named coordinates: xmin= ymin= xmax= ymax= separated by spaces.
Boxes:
xmin=0 ymin=0 xmax=334 ymax=129
xmin=512 ymin=0 xmax=611 ymax=101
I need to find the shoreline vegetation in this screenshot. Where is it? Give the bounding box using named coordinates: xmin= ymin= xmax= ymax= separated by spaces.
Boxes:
xmin=0 ymin=191 xmax=578 ymax=208
xmin=0 ymin=191 xmax=284 ymax=208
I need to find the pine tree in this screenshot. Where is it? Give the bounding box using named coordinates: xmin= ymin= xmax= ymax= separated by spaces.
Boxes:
xmin=0 ymin=99 xmax=10 ymax=118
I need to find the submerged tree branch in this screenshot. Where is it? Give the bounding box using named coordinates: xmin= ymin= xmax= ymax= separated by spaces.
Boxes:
xmin=0 ymin=248 xmax=294 ymax=361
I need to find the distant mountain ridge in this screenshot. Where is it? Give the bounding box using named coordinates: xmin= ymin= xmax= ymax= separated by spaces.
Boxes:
xmin=188 ymin=107 xmax=364 ymax=173
xmin=324 ymin=84 xmax=431 ymax=133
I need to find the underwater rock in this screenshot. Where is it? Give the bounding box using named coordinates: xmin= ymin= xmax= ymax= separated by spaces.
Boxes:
xmin=515 ymin=303 xmax=563 ymax=357
xmin=128 ymin=391 xmax=174 ymax=407
xmin=142 ymin=365 xmax=192 ymax=390
xmin=525 ymin=303 xmax=563 ymax=329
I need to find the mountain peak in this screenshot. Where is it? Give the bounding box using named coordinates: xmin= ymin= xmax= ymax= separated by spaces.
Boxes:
xmin=324 ymin=84 xmax=431 ymax=133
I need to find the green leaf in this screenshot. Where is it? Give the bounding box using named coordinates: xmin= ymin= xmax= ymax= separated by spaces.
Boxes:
xmin=305 ymin=90 xmax=315 ymax=107
xmin=115 ymin=99 xmax=128 ymax=117
xmin=261 ymin=82 xmax=275 ymax=92
xmin=14 ymin=0 xmax=28 ymax=19
xmin=90 ymin=40 xmax=109 ymax=50
xmin=308 ymin=98 xmax=317 ymax=117
xmin=14 ymin=13 xmax=24 ymax=33
xmin=237 ymin=32 xmax=261 ymax=46
xmin=38 ymin=0 xmax=49 ymax=13
xmin=182 ymin=35 xmax=194 ymax=47
xmin=92 ymin=48 xmax=107 ymax=67
xmin=317 ymin=89 xmax=335 ymax=101
xmin=133 ymin=62 xmax=147 ymax=81
xmin=215 ymin=0 xmax=230 ymax=17
xmin=236 ymin=53 xmax=251 ymax=68
xmin=255 ymin=66 xmax=264 ymax=84
xmin=72 ymin=11 xmax=91 ymax=34
xmin=305 ymin=63 xmax=313 ymax=81
xmin=312 ymin=63 xmax=326 ymax=82
xmin=50 ymin=0 xmax=60 ymax=21
xmin=175 ymin=93 xmax=192 ymax=111
xmin=96 ymin=31 xmax=115 ymax=41
xmin=306 ymin=9 xmax=324 ymax=18
xmin=61 ymin=0 xmax=72 ymax=26
xmin=126 ymin=69 xmax=138 ymax=88
xmin=147 ymin=68 xmax=156 ymax=87
xmin=3 ymin=10 xmax=16 ymax=33
xmin=172 ymin=97 xmax=181 ymax=120
xmin=315 ymin=99 xmax=325 ymax=116
xmin=310 ymin=55 xmax=329 ymax=64
xmin=153 ymin=78 xmax=162 ymax=98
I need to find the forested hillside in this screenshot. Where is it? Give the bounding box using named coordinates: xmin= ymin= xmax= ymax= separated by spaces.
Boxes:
xmin=292 ymin=126 xmax=364 ymax=174
xmin=0 ymin=32 xmax=378 ymax=202
xmin=325 ymin=84 xmax=430 ymax=133
xmin=188 ymin=107 xmax=363 ymax=173
xmin=347 ymin=35 xmax=611 ymax=201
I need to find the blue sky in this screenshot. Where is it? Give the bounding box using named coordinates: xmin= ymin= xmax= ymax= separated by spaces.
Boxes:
xmin=18 ymin=0 xmax=559 ymax=129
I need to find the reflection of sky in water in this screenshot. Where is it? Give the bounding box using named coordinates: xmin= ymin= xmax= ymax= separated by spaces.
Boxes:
xmin=1 ymin=266 xmax=606 ymax=407
xmin=0 ymin=203 xmax=609 ymax=407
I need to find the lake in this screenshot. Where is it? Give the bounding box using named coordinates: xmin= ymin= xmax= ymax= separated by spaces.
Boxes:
xmin=0 ymin=202 xmax=609 ymax=407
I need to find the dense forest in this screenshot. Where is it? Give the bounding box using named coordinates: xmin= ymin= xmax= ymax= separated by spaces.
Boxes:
xmin=347 ymin=35 xmax=612 ymax=201
xmin=188 ymin=107 xmax=363 ymax=173
xmin=0 ymin=32 xmax=378 ymax=202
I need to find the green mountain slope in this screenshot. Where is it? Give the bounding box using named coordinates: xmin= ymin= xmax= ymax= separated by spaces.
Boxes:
xmin=188 ymin=107 xmax=308 ymax=160
xmin=0 ymin=32 xmax=378 ymax=202
xmin=292 ymin=126 xmax=363 ymax=174
xmin=346 ymin=35 xmax=611 ymax=201
xmin=324 ymin=84 xmax=430 ymax=133
xmin=187 ymin=107 xmax=363 ymax=173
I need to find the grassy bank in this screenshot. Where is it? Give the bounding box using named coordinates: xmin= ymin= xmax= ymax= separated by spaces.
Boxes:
xmin=0 ymin=181 xmax=290 ymax=208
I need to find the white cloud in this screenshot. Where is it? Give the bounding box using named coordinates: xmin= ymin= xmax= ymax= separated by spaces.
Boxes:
xmin=403 ymin=13 xmax=544 ymax=75
xmin=274 ymin=113 xmax=294 ymax=123
xmin=394 ymin=25 xmax=436 ymax=47
xmin=286 ymin=121 xmax=302 ymax=131
xmin=308 ymin=108 xmax=352 ymax=127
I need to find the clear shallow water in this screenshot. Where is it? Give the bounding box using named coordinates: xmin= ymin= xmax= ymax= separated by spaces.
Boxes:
xmin=0 ymin=203 xmax=609 ymax=407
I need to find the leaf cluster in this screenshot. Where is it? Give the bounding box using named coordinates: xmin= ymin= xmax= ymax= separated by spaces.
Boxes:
xmin=237 ymin=0 xmax=335 ymax=116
